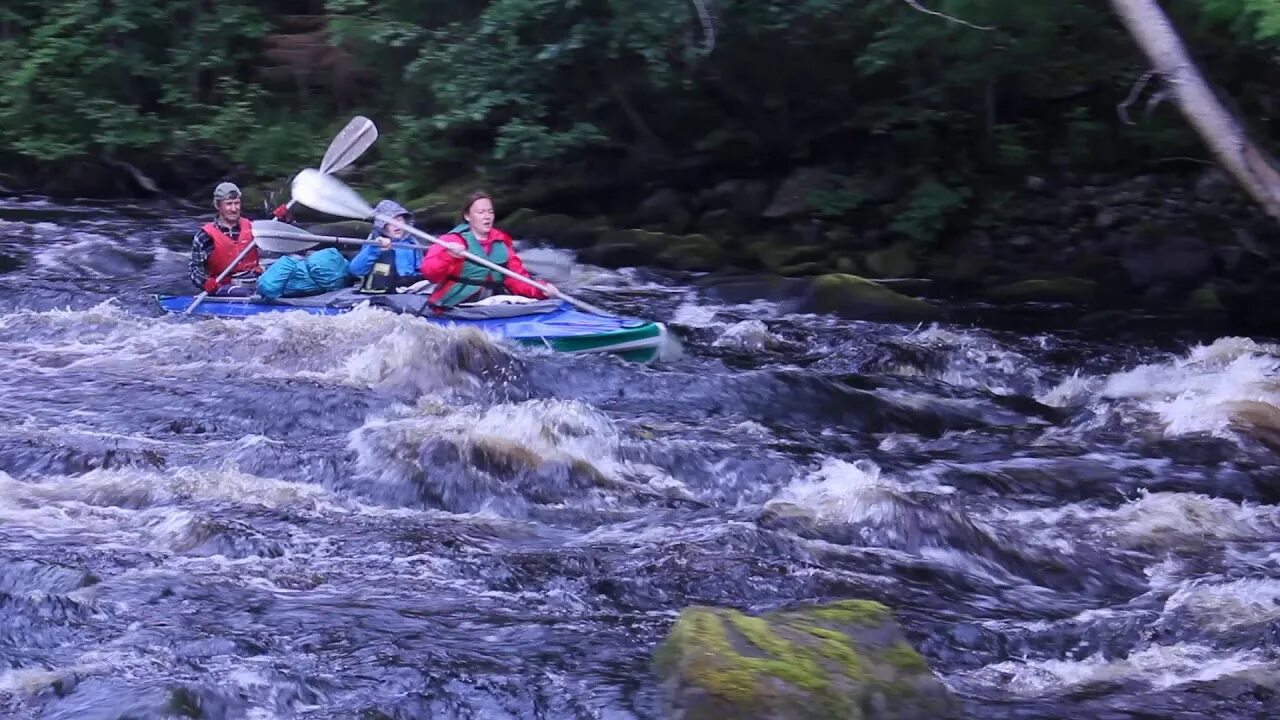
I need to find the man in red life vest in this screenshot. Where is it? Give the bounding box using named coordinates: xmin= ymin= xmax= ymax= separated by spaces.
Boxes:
xmin=188 ymin=182 xmax=289 ymax=297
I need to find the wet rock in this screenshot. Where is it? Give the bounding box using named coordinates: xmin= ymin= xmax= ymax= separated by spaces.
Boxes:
xmin=778 ymin=261 xmax=825 ymax=277
xmin=1120 ymin=236 xmax=1213 ymax=288
xmin=927 ymin=253 xmax=989 ymax=285
xmin=700 ymin=178 xmax=770 ymax=218
xmin=695 ymin=208 xmax=742 ymax=238
xmin=984 ymin=277 xmax=1098 ymax=304
xmin=636 ymin=188 xmax=692 ymax=233
xmin=763 ymin=167 xmax=839 ymax=219
xmin=732 ymin=180 xmax=773 ymax=220
xmin=500 ymin=207 xmax=539 ymax=231
xmin=697 ymin=275 xmax=812 ymax=305
xmin=1186 ymin=282 xmax=1224 ymax=311
xmin=578 ymin=240 xmax=651 ymax=268
xmin=498 ymin=212 xmax=606 ymax=249
xmin=1194 ymin=167 xmax=1237 ymax=202
xmin=659 ymin=234 xmax=726 ymax=271
xmin=863 ymin=242 xmax=919 ymax=278
xmin=745 ymin=240 xmax=830 ymax=275
xmin=798 ymin=273 xmax=940 ymax=322
xmin=653 ymin=600 xmax=958 ymax=720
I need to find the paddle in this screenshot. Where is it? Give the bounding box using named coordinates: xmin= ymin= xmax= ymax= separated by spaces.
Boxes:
xmin=249 ymin=220 xmax=573 ymax=283
xmin=182 ymin=116 xmax=379 ymax=315
xmin=288 ymin=168 xmax=610 ymax=316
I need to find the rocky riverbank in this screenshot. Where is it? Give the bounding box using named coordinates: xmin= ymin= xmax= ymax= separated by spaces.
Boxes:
xmin=385 ymin=166 xmax=1280 ymax=329
xmin=5 ymin=156 xmax=1278 ymax=329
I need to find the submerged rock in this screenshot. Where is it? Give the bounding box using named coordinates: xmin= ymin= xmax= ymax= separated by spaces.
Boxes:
xmin=653 ymin=600 xmax=958 ymax=720
xmin=984 ymin=277 xmax=1098 ymax=304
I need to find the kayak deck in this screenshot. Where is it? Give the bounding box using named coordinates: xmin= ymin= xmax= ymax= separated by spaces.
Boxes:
xmin=153 ymin=290 xmax=669 ymax=363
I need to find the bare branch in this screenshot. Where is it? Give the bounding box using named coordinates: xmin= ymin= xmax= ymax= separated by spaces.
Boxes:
xmin=1117 ymin=69 xmax=1155 ymax=125
xmin=691 ymin=0 xmax=715 ymax=54
xmin=900 ymin=0 xmax=994 ymax=31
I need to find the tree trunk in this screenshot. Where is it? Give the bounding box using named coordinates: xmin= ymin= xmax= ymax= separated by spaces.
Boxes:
xmin=1109 ymin=0 xmax=1280 ymax=220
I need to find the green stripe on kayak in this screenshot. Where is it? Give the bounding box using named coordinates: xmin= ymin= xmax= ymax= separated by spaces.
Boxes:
xmin=517 ymin=321 xmax=667 ymax=364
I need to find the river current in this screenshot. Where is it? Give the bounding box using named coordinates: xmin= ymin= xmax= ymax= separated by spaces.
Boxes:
xmin=0 ymin=196 xmax=1277 ymax=719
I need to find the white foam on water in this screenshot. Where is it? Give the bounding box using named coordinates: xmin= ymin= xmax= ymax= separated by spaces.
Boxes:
xmin=997 ymin=489 xmax=1279 ymax=548
xmin=765 ymin=457 xmax=951 ymax=525
xmin=954 ymin=643 xmax=1270 ymax=695
xmin=712 ymin=319 xmax=779 ymax=352
xmin=1162 ymin=577 xmax=1280 ymax=631
xmin=671 ymin=301 xmax=719 ymax=328
xmin=0 ymin=301 xmax=514 ymax=396
xmin=348 ymin=398 xmax=693 ymax=508
xmin=1036 ymin=337 xmax=1280 ymax=444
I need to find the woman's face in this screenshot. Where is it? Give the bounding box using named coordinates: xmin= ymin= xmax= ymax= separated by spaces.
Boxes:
xmin=466 ymin=198 xmax=495 ymax=235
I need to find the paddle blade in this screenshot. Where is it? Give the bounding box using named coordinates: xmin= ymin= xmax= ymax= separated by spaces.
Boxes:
xmin=291 ymin=168 xmax=375 ymax=220
xmin=251 ymin=219 xmax=324 ymax=254
xmin=319 ymin=116 xmax=378 ymax=175
xmin=519 ymin=248 xmax=573 ymax=283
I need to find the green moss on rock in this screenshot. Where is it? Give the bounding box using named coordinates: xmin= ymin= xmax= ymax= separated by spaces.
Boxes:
xmin=654 ymin=600 xmax=958 ymax=720
xmin=658 ymin=233 xmax=725 ymax=271
xmin=1187 ymin=282 xmax=1224 ymax=311
xmin=801 ymin=273 xmax=940 ymax=322
xmin=985 ymin=277 xmax=1098 ymax=303
xmin=801 ymin=599 xmax=891 ymax=627
xmin=508 ymin=213 xmax=608 ymax=248
xmin=863 ymin=242 xmax=919 ymax=277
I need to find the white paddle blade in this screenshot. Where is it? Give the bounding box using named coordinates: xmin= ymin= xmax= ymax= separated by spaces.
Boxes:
xmin=519 ymin=248 xmax=573 ymax=283
xmin=319 ymin=116 xmax=378 ymax=174
xmin=252 ymin=218 xmax=314 ymax=240
xmin=255 ymin=234 xmax=322 ymax=254
xmin=291 ymin=168 xmax=375 ymax=220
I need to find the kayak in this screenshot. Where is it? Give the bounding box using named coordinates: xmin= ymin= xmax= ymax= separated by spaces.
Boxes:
xmin=153 ymin=289 xmax=672 ymax=364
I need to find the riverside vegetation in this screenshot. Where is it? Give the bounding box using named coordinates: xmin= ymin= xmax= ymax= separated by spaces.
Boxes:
xmin=4 ymin=1 xmax=1280 ymax=325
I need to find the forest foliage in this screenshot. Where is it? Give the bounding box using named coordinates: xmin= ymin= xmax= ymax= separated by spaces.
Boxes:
xmin=1 ymin=0 xmax=1278 ymax=212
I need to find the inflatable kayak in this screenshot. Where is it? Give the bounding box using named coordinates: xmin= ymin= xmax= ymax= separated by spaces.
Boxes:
xmin=153 ymin=289 xmax=671 ymax=364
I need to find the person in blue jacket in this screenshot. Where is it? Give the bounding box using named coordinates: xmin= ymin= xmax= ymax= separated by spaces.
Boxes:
xmin=348 ymin=199 xmax=423 ymax=294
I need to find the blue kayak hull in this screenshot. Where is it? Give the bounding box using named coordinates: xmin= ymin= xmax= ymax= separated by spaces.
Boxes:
xmin=154 ymin=292 xmax=670 ymax=363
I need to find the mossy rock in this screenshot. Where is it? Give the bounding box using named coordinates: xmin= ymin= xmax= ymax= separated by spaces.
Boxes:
xmin=778 ymin=261 xmax=825 ymax=277
xmin=597 ymin=228 xmax=673 ymax=249
xmin=927 ymin=253 xmax=990 ymax=285
xmin=1187 ymin=282 xmax=1225 ymax=311
xmin=799 ymin=273 xmax=940 ymax=322
xmin=653 ymin=601 xmax=957 ymax=720
xmin=500 ymin=207 xmax=540 ymax=233
xmin=658 ymin=233 xmax=726 ymax=271
xmin=834 ymin=255 xmax=860 ymax=275
xmin=745 ymin=241 xmax=828 ymax=274
xmin=863 ymin=242 xmax=919 ymax=278
xmin=509 ymin=213 xmax=608 ymax=249
xmin=984 ymin=277 xmax=1098 ymax=304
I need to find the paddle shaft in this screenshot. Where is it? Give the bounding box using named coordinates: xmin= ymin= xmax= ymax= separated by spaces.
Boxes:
xmin=379 ymin=214 xmax=612 ymax=316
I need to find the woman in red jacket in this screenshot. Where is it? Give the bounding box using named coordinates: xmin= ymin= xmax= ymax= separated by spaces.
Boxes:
xmin=419 ymin=191 xmax=553 ymax=308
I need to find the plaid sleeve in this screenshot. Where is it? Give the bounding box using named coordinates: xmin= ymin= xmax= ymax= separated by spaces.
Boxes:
xmin=189 ymin=230 xmax=213 ymax=289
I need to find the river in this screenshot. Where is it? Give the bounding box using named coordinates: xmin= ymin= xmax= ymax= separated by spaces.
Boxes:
xmin=0 ymin=196 xmax=1277 ymax=719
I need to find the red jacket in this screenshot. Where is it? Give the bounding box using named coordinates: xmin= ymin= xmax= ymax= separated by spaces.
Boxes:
xmin=419 ymin=227 xmax=547 ymax=299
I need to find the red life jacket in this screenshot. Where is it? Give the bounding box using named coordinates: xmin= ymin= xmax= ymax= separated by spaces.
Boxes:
xmin=202 ymin=217 xmax=260 ymax=284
